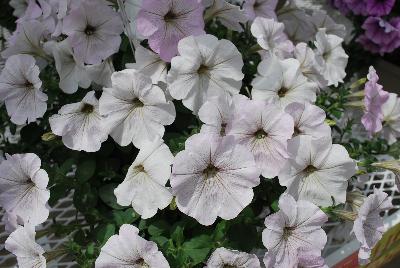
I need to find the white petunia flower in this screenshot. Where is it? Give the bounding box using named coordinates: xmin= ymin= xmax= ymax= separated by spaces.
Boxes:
xmin=311 ymin=10 xmax=346 ymax=39
xmin=294 ymin=42 xmax=328 ymax=89
xmin=51 ymin=39 xmax=91 ymax=94
xmin=279 ymin=135 xmax=357 ymax=206
xmin=124 ymin=0 xmax=144 ymax=40
xmin=252 ymin=56 xmax=318 ymax=108
xmin=353 ymin=188 xmax=393 ymax=265
xmin=250 ymin=17 xmax=293 ymax=59
xmin=381 ymin=93 xmax=400 ymax=144
xmin=0 ymin=54 xmax=47 ymax=125
xmin=314 ymin=29 xmax=348 ymax=87
xmin=86 ymin=58 xmax=114 ymax=88
xmin=5 ymin=224 xmax=46 ymax=268
xmin=205 ymin=247 xmax=261 ymax=267
xmin=2 ymin=211 xmax=21 ymax=233
xmin=262 ymin=193 xmax=328 ymax=268
xmin=99 ymin=69 xmax=175 ymax=148
xmin=284 ymin=102 xmax=331 ymax=139
xmin=227 ymin=97 xmax=294 ymax=178
xmin=0 ymin=153 xmax=50 ymax=226
xmin=49 ymin=91 xmax=108 ymax=152
xmin=126 ymin=44 xmax=168 ymax=84
xmin=95 ymin=224 xmax=169 ymax=268
xmin=10 ymin=0 xmax=29 ymax=18
xmin=1 ymin=20 xmax=49 ymax=61
xmin=204 ymin=0 xmax=248 ymax=32
xmin=171 ymin=133 xmax=260 ymax=226
xmin=115 ymin=139 xmax=173 ymax=219
xmin=167 ymin=34 xmax=244 ymax=113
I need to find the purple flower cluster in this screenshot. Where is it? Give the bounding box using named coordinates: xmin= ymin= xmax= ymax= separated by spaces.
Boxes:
xmin=332 ymin=0 xmax=396 ymax=16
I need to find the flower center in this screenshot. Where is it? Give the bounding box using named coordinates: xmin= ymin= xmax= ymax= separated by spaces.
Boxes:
xmin=255 ymin=129 xmax=268 ymax=139
xmin=134 ymin=258 xmax=149 ymax=268
xmin=25 ymin=81 xmax=34 ymax=90
xmin=81 ymin=103 xmax=94 ymax=114
xmin=283 ymin=226 xmax=294 ymax=240
xmin=132 ymin=98 xmax=144 ymax=108
xmin=135 ymin=164 xmax=145 ymax=173
xmin=278 ymin=87 xmax=288 ymax=98
xmin=303 ymin=165 xmax=318 ymax=174
xmin=84 ymin=25 xmax=96 ymax=35
xmin=197 ymin=64 xmax=209 ymax=75
xmin=164 ymin=11 xmax=177 ymax=22
xmin=203 ymin=164 xmax=219 ymax=179
xmin=220 ymin=122 xmax=227 ymax=136
xmin=293 ymin=126 xmax=301 ymax=136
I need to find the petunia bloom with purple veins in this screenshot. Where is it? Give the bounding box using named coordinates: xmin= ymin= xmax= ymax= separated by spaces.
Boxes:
xmin=136 ymin=0 xmax=205 ymax=62
xmin=366 ymin=0 xmax=396 ymax=16
xmin=361 ymin=66 xmax=390 ymax=136
xmin=62 ymin=0 xmax=124 ymax=64
xmin=243 ymin=0 xmax=278 ymax=21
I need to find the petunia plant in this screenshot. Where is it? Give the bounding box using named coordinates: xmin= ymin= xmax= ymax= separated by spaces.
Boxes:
xmin=1 ymin=0 xmax=400 ymax=268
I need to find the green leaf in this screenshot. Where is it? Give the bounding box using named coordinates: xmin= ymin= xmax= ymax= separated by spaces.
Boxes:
xmin=148 ymin=221 xmax=170 ymax=237
xmin=182 ymin=235 xmax=213 ymax=265
xmin=171 ymin=225 xmax=184 ymax=246
xmin=150 ymin=236 xmax=169 ymax=247
xmin=96 ymin=224 xmax=115 ymax=246
xmin=112 ymin=208 xmax=138 ymax=226
xmin=76 ymin=159 xmax=96 ymax=182
xmin=73 ymin=183 xmax=98 ymax=213
xmin=98 ymin=183 xmax=125 ymax=210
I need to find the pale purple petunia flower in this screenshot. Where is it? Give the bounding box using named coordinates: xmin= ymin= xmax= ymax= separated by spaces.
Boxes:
xmin=136 ymin=0 xmax=205 ymax=62
xmin=205 ymin=247 xmax=261 ymax=267
xmin=243 ymin=0 xmax=278 ymax=21
xmin=171 ymin=133 xmax=260 ymax=225
xmin=227 ymin=96 xmax=294 ymax=178
xmin=204 ymin=0 xmax=248 ymax=32
xmin=366 ymin=0 xmax=396 ymax=16
xmin=62 ymin=0 xmax=124 ymax=64
xmin=262 ymin=193 xmax=328 ymax=268
xmin=353 ymin=188 xmax=393 ymax=265
xmin=0 ymin=153 xmax=50 ymax=226
xmin=361 ymin=66 xmax=390 ymax=136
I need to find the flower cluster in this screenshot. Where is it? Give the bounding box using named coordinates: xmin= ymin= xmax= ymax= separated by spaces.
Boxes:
xmin=0 ymin=0 xmax=399 ymax=267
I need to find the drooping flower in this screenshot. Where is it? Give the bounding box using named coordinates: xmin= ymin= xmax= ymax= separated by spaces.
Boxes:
xmin=167 ymin=34 xmax=244 ymax=113
xmin=136 ymin=0 xmax=205 ymax=62
xmin=205 ymin=247 xmax=261 ymax=267
xmin=227 ymin=97 xmax=294 ymax=178
xmin=353 ymin=188 xmax=393 ymax=264
xmin=361 ymin=66 xmax=390 ymax=136
xmin=252 ymin=56 xmax=318 ymax=108
xmin=314 ymin=28 xmax=348 ymax=87
xmin=49 ymin=91 xmax=108 ymax=152
xmin=171 ymin=133 xmax=260 ymax=225
xmin=366 ymin=0 xmax=396 ymax=16
xmin=204 ymin=0 xmax=248 ymax=32
xmin=262 ymin=193 xmax=328 ymax=268
xmin=0 ymin=153 xmax=50 ymax=226
xmin=279 ymin=135 xmax=357 ymax=206
xmin=50 ymin=39 xmax=91 ymax=94
xmin=250 ymin=17 xmax=294 ymax=59
xmin=243 ymin=0 xmax=278 ymax=21
xmin=5 ymin=224 xmax=46 ymax=268
xmin=99 ymin=69 xmax=175 ymax=148
xmin=381 ymin=93 xmax=400 ymax=144
xmin=284 ymin=102 xmax=331 ymax=139
xmin=62 ymin=0 xmax=124 ymax=64
xmin=126 ymin=44 xmax=168 ymax=84
xmin=95 ymin=224 xmax=170 ymax=268
xmin=294 ymin=43 xmax=328 ymax=89
xmin=115 ymin=139 xmax=173 ymax=219
xmin=0 ymin=54 xmax=47 ymax=125
xmin=372 ymin=160 xmax=400 ymax=192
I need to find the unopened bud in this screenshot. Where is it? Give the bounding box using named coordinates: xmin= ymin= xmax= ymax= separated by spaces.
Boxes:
xmin=41 ymin=132 xmax=56 ymax=141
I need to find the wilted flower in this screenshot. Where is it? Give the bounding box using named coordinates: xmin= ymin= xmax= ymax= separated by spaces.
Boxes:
xmin=0 ymin=54 xmax=47 ymax=125
xmin=171 ymin=133 xmax=260 ymax=225
xmin=5 ymin=224 xmax=46 ymax=268
xmin=204 ymin=0 xmax=248 ymax=32
xmin=279 ymin=135 xmax=357 ymax=206
xmin=99 ymin=69 xmax=175 ymax=148
xmin=0 ymin=153 xmax=49 ymax=226
xmin=96 ymin=224 xmax=169 ymax=267
xmin=284 ymin=102 xmax=331 ymax=139
xmin=205 ymin=247 xmax=261 ymax=267
xmin=372 ymin=160 xmax=400 ymax=192
xmin=167 ymin=34 xmax=244 ymax=113
xmin=136 ymin=0 xmax=205 ymax=61
xmin=252 ymin=56 xmax=318 ymax=108
xmin=115 ymin=139 xmax=174 ymax=219
xmin=250 ymin=17 xmax=294 ymax=59
xmin=314 ymin=29 xmax=348 ymax=87
xmin=262 ymin=193 xmax=328 ymax=268
xmin=353 ymin=188 xmax=393 ymax=264
xmin=227 ymin=97 xmax=294 ymax=178
xmin=346 ymin=189 xmax=366 ymax=213
xmin=49 ymin=91 xmax=108 ymax=152
xmin=381 ymin=93 xmax=400 ymax=144
xmin=243 ymin=0 xmax=277 ymax=21
xmin=62 ymin=0 xmax=124 ymax=64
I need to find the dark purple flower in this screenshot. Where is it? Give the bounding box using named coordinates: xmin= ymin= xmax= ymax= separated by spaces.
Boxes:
xmin=345 ymin=0 xmax=368 ymax=16
xmin=366 ymin=0 xmax=396 ymax=16
xmin=330 ymin=0 xmax=351 ymax=15
xmin=357 ymin=34 xmax=381 ymax=54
